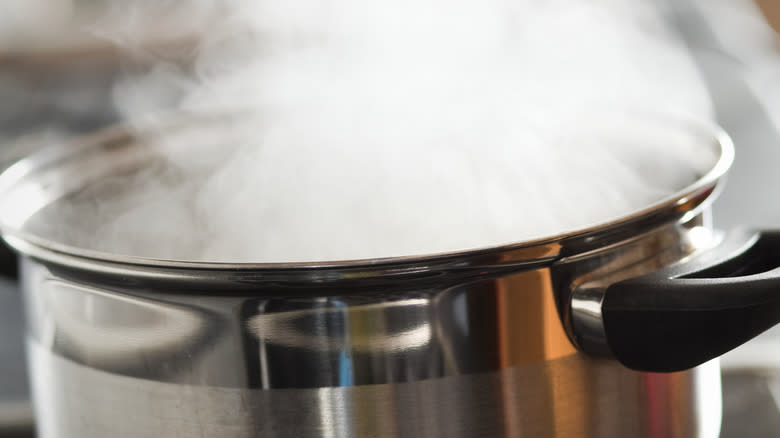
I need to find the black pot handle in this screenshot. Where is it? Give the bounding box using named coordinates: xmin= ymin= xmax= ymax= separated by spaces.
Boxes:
xmin=600 ymin=229 xmax=780 ymax=372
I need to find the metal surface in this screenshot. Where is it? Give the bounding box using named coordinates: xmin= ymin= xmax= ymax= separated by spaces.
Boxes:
xmin=17 ymin=216 xmax=716 ymax=389
xmin=16 ymin=205 xmax=723 ymax=436
xmin=0 ymin=116 xmax=732 ymax=436
xmin=568 ymin=224 xmax=726 ymax=357
xmin=28 ymin=337 xmax=722 ymax=438
xmin=0 ymin=2 xmax=773 ymax=435
xmin=0 ymin=112 xmax=732 ymax=270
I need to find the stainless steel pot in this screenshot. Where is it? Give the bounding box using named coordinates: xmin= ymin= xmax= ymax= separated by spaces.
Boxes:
xmin=1 ymin=113 xmax=774 ymax=438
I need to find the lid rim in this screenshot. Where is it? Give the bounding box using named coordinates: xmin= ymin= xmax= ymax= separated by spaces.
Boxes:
xmin=0 ymin=112 xmax=735 ymax=274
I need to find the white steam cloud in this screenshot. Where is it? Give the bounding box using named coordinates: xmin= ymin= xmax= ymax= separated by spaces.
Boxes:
xmin=72 ymin=0 xmax=717 ymax=262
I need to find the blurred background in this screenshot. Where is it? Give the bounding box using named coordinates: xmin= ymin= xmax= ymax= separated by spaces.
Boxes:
xmin=0 ymin=0 xmax=779 ymax=436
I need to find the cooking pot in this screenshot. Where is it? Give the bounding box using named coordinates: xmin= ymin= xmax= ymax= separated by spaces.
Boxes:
xmin=0 ymin=113 xmax=777 ymax=437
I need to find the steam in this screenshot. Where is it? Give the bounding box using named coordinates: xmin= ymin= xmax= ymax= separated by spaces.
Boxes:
xmin=67 ymin=0 xmax=716 ymax=261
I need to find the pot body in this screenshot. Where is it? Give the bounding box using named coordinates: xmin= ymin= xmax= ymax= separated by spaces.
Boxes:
xmin=19 ymin=213 xmax=723 ymax=437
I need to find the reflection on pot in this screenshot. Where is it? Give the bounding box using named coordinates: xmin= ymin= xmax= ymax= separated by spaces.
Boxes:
xmin=23 ymin=275 xmax=222 ymax=381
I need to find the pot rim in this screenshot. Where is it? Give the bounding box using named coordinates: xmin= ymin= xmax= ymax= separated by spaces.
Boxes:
xmin=0 ymin=112 xmax=734 ymax=275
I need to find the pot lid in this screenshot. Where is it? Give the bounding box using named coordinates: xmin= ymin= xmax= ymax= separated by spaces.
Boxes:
xmin=0 ymin=111 xmax=733 ymax=274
